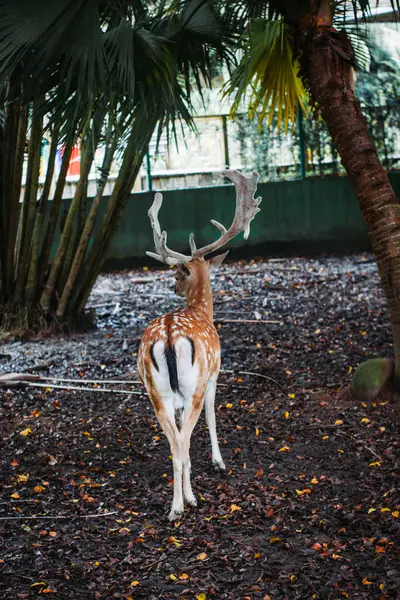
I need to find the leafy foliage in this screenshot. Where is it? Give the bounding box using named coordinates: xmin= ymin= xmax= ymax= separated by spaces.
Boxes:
xmin=227 ymin=19 xmax=308 ymax=133
xmin=0 ymin=0 xmax=232 ymax=333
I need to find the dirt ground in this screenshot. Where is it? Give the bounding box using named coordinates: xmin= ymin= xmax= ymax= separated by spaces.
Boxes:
xmin=1 ymin=254 xmax=399 ymax=600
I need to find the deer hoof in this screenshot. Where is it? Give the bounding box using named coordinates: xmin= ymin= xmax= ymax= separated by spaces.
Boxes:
xmin=185 ymin=494 xmax=197 ymax=507
xmin=169 ymin=507 xmax=184 ymax=521
xmin=213 ymin=460 xmax=226 ymax=472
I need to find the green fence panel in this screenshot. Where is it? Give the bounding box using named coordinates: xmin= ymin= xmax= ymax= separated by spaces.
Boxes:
xmin=51 ymin=173 xmax=400 ymax=268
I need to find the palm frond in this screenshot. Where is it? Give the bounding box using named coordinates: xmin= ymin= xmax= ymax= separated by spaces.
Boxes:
xmin=227 ymin=19 xmax=308 ymax=133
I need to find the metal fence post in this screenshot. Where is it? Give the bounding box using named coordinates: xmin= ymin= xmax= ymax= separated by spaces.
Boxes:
xmin=298 ymin=110 xmax=306 ymax=180
xmin=146 ymin=148 xmax=153 ymax=191
xmin=222 ymin=115 xmax=230 ymax=168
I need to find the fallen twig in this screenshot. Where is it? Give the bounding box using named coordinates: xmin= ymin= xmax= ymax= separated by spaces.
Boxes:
xmin=24 ymin=382 xmax=143 ymax=395
xmin=0 ymin=511 xmax=119 ymax=521
xmin=220 ymin=369 xmax=285 ymax=391
xmin=42 ymin=376 xmax=142 ymax=385
xmin=216 ymin=319 xmax=281 ymax=324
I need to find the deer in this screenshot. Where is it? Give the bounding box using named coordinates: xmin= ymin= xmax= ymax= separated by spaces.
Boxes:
xmin=137 ymin=170 xmax=262 ymax=520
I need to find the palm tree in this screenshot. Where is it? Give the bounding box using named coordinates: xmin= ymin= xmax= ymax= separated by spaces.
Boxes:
xmin=226 ymin=0 xmax=400 ymax=400
xmin=0 ymin=0 xmax=230 ymax=336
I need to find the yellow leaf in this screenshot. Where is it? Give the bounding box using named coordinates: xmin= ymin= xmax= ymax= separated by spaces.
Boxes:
xmin=269 ymin=537 xmax=281 ymax=544
xmin=380 ymin=507 xmax=391 ymax=513
xmin=230 ymin=504 xmax=242 ymax=513
xmin=279 ymin=446 xmax=291 ymax=452
xmin=335 ymin=420 xmax=343 ymax=425
xmin=196 ymin=552 xmax=207 ymax=561
xmin=368 ymin=508 xmax=376 ymax=514
xmin=380 ymin=583 xmax=385 ymax=590
xmin=19 ymin=428 xmax=32 ymax=437
xmin=290 ymin=575 xmax=296 ymax=583
xmin=34 ymin=485 xmax=45 ymax=493
xmin=197 ymin=594 xmax=206 ymax=600
xmin=225 ymin=403 xmax=233 ymax=409
xmin=179 ymin=573 xmax=189 ymax=580
xmin=310 ymin=477 xmax=318 ymax=485
xmin=392 ymin=510 xmax=399 ymax=518
xmin=369 ymin=462 xmax=380 ymax=467
xmin=30 ymin=582 xmax=46 ymax=587
xmin=17 ymin=474 xmax=29 ymax=483
xmin=254 ymin=553 xmax=262 ymax=559
xmin=362 ymin=577 xmax=373 ymax=585
xmin=361 ymin=331 xmax=367 ymax=336
xmin=289 ymin=393 xmax=295 ymax=399
xmin=255 ymin=428 xmax=260 ymax=436
xmin=322 ymin=435 xmax=329 ymax=440
xmin=284 ymin=411 xmax=290 ymax=419
xmin=348 ymin=366 xmax=353 ymax=373
xmin=168 ymin=536 xmax=182 ymax=548
xmin=169 ymin=574 xmax=177 ymax=581
xmin=361 ymin=418 xmax=370 ymax=423
xmin=11 ymin=492 xmax=20 ymax=499
xmin=130 ymin=581 xmax=140 ymax=587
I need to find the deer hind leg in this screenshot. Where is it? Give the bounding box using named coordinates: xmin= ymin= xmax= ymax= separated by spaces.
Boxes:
xmin=180 ymin=389 xmax=206 ymax=507
xmin=204 ymin=377 xmax=226 ymax=471
xmin=151 ymin=397 xmax=184 ymax=521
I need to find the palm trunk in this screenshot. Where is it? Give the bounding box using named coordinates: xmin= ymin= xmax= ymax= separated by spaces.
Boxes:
xmin=0 ymin=99 xmax=26 ymax=300
xmin=56 ymin=129 xmax=117 ymax=317
xmin=38 ymin=140 xmax=74 ymax=287
xmin=40 ymin=138 xmax=94 ymax=312
xmin=8 ymin=105 xmax=28 ymax=293
xmin=26 ymin=124 xmax=60 ymax=303
xmin=70 ymin=108 xmax=158 ymax=314
xmin=298 ymin=4 xmax=400 ymax=389
xmin=14 ymin=100 xmax=43 ymax=301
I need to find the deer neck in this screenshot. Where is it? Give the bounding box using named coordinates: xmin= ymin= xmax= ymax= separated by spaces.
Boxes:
xmin=186 ymin=268 xmax=214 ymax=321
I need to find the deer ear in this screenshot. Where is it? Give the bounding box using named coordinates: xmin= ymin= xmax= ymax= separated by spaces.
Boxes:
xmin=178 ymin=262 xmax=191 ymax=277
xmin=208 ymin=251 xmax=229 ymax=270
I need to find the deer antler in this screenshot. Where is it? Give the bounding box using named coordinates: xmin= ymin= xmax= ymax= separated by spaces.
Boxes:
xmin=146 ymin=171 xmax=261 ymax=265
xmin=191 ymin=170 xmax=261 ymax=258
xmin=146 ymin=192 xmax=192 ymax=265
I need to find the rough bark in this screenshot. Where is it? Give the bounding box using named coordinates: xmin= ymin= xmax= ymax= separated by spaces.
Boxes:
xmin=38 ymin=140 xmax=74 ymax=287
xmin=298 ymin=10 xmax=400 ymax=386
xmin=56 ymin=130 xmax=117 ymax=317
xmin=71 ymin=108 xmax=158 ymax=314
xmin=40 ymin=138 xmax=95 ymax=312
xmin=26 ymin=124 xmax=60 ymax=303
xmin=14 ymin=102 xmax=43 ymax=301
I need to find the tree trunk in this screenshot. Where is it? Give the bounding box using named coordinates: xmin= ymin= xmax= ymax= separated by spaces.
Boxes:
xmin=38 ymin=140 xmax=74 ymax=287
xmin=40 ymin=137 xmax=95 ymax=312
xmin=14 ymin=99 xmax=43 ymax=301
xmin=26 ymin=123 xmax=60 ymax=303
xmin=0 ymin=100 xmax=27 ymax=300
xmin=70 ymin=108 xmax=158 ymax=314
xmin=56 ymin=129 xmax=117 ymax=317
xmin=298 ymin=8 xmax=400 ymax=386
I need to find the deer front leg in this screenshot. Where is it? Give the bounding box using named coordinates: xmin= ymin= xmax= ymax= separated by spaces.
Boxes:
xmin=204 ymin=378 xmax=226 ymax=471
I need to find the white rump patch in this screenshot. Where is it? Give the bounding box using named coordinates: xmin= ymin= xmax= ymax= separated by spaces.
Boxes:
xmin=149 ymin=337 xmax=199 ymax=412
